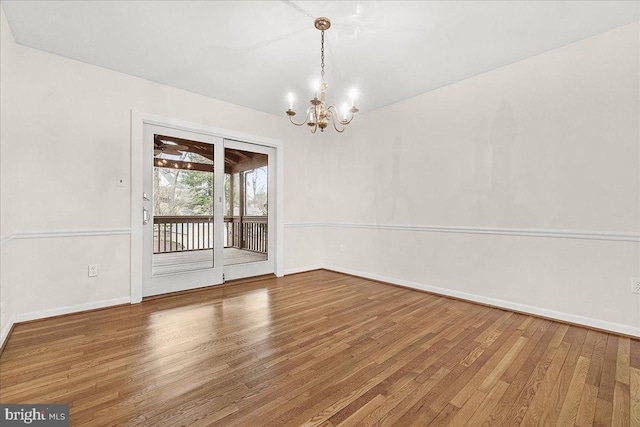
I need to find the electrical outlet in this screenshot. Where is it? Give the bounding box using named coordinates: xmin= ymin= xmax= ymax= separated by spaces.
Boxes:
xmin=88 ymin=264 xmax=98 ymax=277
xmin=632 ymin=278 xmax=640 ymax=294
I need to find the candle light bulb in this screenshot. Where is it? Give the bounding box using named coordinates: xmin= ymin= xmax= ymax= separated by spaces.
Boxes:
xmin=287 ymin=93 xmax=294 ymax=110
xmin=341 ymin=103 xmax=349 ymax=121
xmin=349 ymin=87 xmax=358 ymax=107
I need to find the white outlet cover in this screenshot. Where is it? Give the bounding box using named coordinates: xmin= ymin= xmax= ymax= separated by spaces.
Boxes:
xmin=632 ymin=278 xmax=640 ymax=294
xmin=88 ymin=264 xmax=99 ymax=277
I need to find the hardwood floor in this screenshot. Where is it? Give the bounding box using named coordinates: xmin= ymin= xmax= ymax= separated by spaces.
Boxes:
xmin=0 ymin=270 xmax=637 ymax=426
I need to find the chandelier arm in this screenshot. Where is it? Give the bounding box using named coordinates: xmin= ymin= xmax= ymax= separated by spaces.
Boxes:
xmin=327 ymin=107 xmax=346 ymax=133
xmin=341 ymin=112 xmax=356 ymax=125
xmin=327 ymin=106 xmax=349 ymax=130
xmin=327 ymin=105 xmax=341 ymax=121
xmin=327 ymin=105 xmax=356 ymax=126
xmin=288 ymin=108 xmax=312 ymax=126
xmin=288 ymin=116 xmax=306 ymax=127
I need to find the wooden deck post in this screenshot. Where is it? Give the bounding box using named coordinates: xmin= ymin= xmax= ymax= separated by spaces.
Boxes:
xmin=239 ymin=172 xmax=245 ymax=249
xmin=229 ymin=172 xmax=235 ymax=247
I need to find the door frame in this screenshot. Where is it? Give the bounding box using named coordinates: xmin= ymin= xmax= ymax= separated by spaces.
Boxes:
xmin=130 ymin=111 xmax=284 ymax=304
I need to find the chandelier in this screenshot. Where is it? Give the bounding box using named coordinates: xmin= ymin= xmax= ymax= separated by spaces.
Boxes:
xmin=286 ymin=17 xmax=359 ymax=133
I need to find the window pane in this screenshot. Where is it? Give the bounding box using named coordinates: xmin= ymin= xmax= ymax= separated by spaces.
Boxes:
xmin=152 ymin=134 xmax=214 ymax=275
xmin=244 ymin=166 xmax=268 ymax=216
xmin=224 ymin=147 xmax=268 ymax=266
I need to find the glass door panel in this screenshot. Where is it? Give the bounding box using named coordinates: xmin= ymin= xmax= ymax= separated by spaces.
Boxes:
xmin=223 ymin=140 xmax=275 ymax=281
xmin=152 ymin=134 xmax=214 ymax=275
xmin=223 ymin=147 xmax=268 ymax=266
xmin=142 ymin=124 xmax=223 ymax=297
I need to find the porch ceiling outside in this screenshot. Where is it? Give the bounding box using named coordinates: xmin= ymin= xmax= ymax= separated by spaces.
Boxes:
xmin=154 ymin=134 xmax=267 ymax=174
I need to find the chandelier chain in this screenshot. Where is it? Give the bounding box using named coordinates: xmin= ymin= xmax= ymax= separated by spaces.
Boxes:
xmin=320 ymin=29 xmax=325 ymax=82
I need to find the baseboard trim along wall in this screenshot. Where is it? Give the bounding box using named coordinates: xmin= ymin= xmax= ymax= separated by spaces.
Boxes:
xmin=0 ymin=315 xmax=15 ymax=351
xmin=283 ymin=265 xmax=324 ymax=276
xmin=287 ymin=264 xmax=640 ymax=338
xmin=14 ymin=297 xmax=131 ymax=324
xmin=0 ymin=297 xmax=132 ymax=349
xmin=323 ymin=265 xmax=640 ymax=338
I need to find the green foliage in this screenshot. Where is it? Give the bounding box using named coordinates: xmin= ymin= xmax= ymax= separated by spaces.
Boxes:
xmin=181 ymin=170 xmax=213 ymax=215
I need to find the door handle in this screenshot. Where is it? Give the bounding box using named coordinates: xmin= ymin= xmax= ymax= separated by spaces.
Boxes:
xmin=143 ymin=208 xmax=151 ymax=225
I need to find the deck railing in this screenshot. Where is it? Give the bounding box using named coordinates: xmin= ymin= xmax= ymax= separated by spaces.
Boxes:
xmin=154 ymin=215 xmax=267 ymax=254
xmin=225 ymin=216 xmax=268 ymax=254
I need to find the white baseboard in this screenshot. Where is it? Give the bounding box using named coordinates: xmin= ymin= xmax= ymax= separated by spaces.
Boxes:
xmin=14 ymin=297 xmax=131 ymax=323
xmin=283 ymin=265 xmax=323 ymax=276
xmin=1 ymin=314 xmax=15 ymax=349
xmin=323 ymin=264 xmax=640 ymax=338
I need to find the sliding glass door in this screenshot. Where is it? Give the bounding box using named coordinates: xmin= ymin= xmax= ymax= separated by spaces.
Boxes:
xmin=140 ymin=126 xmax=275 ymax=297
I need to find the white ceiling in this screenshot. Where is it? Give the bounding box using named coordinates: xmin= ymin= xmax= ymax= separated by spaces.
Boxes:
xmin=2 ymin=1 xmax=638 ymax=116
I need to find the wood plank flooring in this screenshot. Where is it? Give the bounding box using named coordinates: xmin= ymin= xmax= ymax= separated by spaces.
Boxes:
xmin=0 ymin=270 xmax=637 ymax=426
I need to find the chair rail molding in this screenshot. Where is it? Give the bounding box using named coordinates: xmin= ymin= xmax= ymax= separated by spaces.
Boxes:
xmin=2 ymin=228 xmax=131 ymax=242
xmin=284 ymin=222 xmax=639 ymax=243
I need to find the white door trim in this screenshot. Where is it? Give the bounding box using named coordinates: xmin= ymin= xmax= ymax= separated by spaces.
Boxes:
xmin=130 ymin=110 xmax=285 ymax=304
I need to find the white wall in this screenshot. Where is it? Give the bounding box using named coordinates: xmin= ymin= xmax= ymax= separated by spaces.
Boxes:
xmin=321 ymin=22 xmax=640 ymax=336
xmin=0 ymin=3 xmax=324 ymax=336
xmin=0 ymin=5 xmax=16 ymax=345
